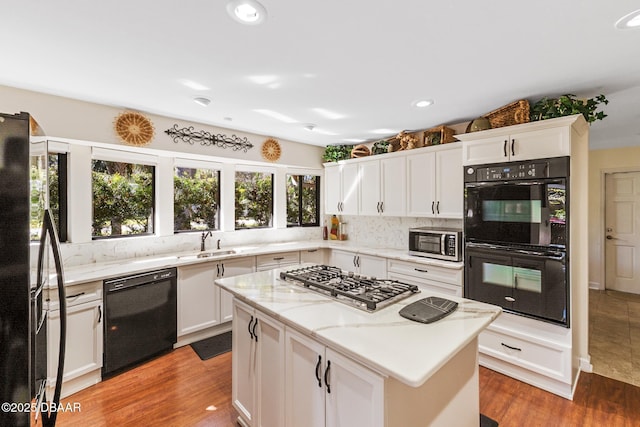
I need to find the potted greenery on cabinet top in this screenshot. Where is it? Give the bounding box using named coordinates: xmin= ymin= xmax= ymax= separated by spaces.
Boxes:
xmin=530 ymin=94 xmax=608 ymax=124
xmin=322 ymin=144 xmax=353 ymax=162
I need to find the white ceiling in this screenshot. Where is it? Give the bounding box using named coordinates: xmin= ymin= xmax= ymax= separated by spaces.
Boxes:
xmin=1 ymin=1 xmax=639 ymax=150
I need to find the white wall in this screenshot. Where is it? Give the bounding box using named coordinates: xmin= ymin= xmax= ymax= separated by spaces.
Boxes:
xmin=588 ymin=145 xmax=640 ymax=289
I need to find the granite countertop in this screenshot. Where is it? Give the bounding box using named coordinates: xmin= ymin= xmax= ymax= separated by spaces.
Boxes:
xmin=53 ymin=240 xmax=463 ymax=287
xmin=215 ymin=266 xmax=501 ymax=388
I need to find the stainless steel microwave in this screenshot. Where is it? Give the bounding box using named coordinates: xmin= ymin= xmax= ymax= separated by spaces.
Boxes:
xmin=409 ymin=227 xmax=462 ymax=261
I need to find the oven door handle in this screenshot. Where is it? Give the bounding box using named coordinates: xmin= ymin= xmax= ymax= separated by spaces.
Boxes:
xmin=513 ymin=248 xmax=565 ymax=260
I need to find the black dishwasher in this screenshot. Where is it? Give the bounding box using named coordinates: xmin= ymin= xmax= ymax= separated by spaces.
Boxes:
xmin=103 ymin=268 xmax=177 ymax=377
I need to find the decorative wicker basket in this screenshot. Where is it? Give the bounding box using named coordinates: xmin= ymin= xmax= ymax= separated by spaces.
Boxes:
xmin=424 ymin=125 xmax=456 ymax=146
xmin=484 ymin=99 xmax=530 ymax=129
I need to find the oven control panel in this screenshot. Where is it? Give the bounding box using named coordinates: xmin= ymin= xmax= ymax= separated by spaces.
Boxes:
xmin=464 ymin=156 xmax=569 ymax=182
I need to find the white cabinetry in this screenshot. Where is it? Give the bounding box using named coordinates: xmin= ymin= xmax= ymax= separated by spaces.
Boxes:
xmin=324 ymin=163 xmax=359 ymax=215
xmin=178 ymin=262 xmax=220 ymax=337
xmin=215 ymin=257 xmax=255 ymax=323
xmin=458 ymin=118 xmax=574 ymax=165
xmin=387 ymin=259 xmax=462 ymax=296
xmin=300 ymin=248 xmax=327 ymax=265
xmin=46 ymin=281 xmax=103 ymax=398
xmin=330 ymin=250 xmax=387 ymax=278
xmin=233 ymin=300 xmax=285 ymax=427
xmin=285 ymin=328 xmax=383 ymax=427
xmin=256 ymin=251 xmax=300 ymax=271
xmin=406 ymin=143 xmax=463 ymax=218
xmin=359 ymin=156 xmax=406 ymax=216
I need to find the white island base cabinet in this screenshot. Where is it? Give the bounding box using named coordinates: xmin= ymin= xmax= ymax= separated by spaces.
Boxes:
xmin=233 ymin=299 xmax=483 ymax=427
xmin=233 ymin=300 xmax=285 ymax=427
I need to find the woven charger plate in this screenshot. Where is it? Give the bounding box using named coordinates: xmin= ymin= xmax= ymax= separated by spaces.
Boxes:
xmin=114 ymin=112 xmax=155 ymax=146
xmin=261 ymin=138 xmax=281 ymax=161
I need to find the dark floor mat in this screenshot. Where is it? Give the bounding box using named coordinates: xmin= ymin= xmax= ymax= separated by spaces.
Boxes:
xmin=481 ymin=413 xmax=499 ymax=427
xmin=191 ymin=331 xmax=232 ymax=360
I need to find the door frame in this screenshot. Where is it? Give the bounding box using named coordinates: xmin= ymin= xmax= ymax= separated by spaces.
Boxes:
xmin=598 ymin=167 xmax=640 ymax=291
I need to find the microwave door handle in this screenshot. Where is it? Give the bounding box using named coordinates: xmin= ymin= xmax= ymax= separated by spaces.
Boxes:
xmin=441 ymin=234 xmax=446 ymax=255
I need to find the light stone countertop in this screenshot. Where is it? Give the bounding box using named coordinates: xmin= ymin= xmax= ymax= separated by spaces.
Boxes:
xmin=215 ymin=266 xmax=501 ymax=388
xmin=53 ymin=239 xmax=463 ymax=287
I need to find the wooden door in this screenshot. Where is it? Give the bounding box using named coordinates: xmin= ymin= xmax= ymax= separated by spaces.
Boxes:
xmin=605 ymin=172 xmax=640 ymax=294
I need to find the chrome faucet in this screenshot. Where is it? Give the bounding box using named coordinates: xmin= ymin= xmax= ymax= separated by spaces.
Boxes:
xmin=201 ymin=231 xmax=212 ymax=251
xmin=216 ymin=239 xmax=221 ymax=250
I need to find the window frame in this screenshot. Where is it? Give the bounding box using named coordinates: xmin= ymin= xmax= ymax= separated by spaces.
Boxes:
xmin=173 ymin=158 xmax=222 ymax=233
xmin=234 ymin=165 xmax=275 ymax=230
xmin=91 ymin=148 xmax=158 ymax=239
xmin=286 ymin=173 xmax=320 ymax=227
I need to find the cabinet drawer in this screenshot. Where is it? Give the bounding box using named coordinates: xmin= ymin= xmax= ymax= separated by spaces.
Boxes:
xmin=46 ymin=280 xmax=103 ymax=310
xmin=387 ymin=259 xmax=462 ymax=285
xmin=478 ymin=328 xmax=570 ymax=382
xmin=256 ymin=251 xmax=300 ymax=268
xmin=387 ymin=272 xmax=461 ymax=297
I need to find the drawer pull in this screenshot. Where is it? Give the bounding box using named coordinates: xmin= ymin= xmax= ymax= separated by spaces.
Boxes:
xmin=501 ymin=342 xmax=522 ymax=352
xmin=66 ymin=292 xmax=86 ymax=299
xmin=307 ymin=249 xmax=318 ymax=253
xmin=273 ymin=257 xmax=285 ymax=261
xmin=414 ymin=268 xmax=429 ymax=273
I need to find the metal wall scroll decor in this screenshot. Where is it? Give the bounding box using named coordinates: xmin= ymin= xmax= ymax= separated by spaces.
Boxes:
xmin=164 ymin=124 xmax=254 ymax=152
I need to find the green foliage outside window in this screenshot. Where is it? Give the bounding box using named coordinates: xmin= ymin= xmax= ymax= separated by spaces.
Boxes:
xmin=235 ymin=171 xmax=273 ymax=229
xmin=287 ymin=175 xmax=319 ymax=226
xmin=174 ymin=167 xmax=219 ymax=232
xmin=92 ymin=160 xmax=154 ymax=237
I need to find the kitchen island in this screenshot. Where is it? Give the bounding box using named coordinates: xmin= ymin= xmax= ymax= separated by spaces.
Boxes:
xmin=215 ymin=265 xmax=501 ymax=427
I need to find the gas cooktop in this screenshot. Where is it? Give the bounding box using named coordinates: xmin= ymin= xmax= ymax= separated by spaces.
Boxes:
xmin=279 ymin=265 xmax=420 ymax=312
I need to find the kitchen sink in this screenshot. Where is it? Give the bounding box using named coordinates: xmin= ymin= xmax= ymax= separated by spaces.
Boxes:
xmin=196 ymin=249 xmax=237 ymax=258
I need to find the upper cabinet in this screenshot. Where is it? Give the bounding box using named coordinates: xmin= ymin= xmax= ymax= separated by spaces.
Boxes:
xmin=457 ymin=114 xmax=587 ymax=166
xmin=325 ymin=162 xmax=359 ymax=215
xmin=359 ymin=156 xmax=406 ymax=216
xmin=406 ymin=143 xmax=463 ymax=218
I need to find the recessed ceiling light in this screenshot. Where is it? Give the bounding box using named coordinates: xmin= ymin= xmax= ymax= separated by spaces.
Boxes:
xmin=254 ymin=109 xmax=297 ymax=123
xmin=227 ymin=0 xmax=267 ymax=25
xmin=615 ymin=9 xmax=640 ymax=29
xmin=179 ymin=79 xmax=210 ymax=91
xmin=193 ymin=97 xmax=211 ymax=107
xmin=304 ymin=124 xmax=316 ymax=131
xmin=412 ymin=99 xmax=434 ymax=108
xmin=224 ymin=117 xmax=233 ymax=121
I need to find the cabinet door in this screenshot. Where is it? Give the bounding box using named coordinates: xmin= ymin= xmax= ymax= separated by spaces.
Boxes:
xmin=325 ymin=348 xmax=384 ymax=427
xmin=47 ymin=300 xmax=103 ymax=386
xmin=178 ymin=263 xmax=219 ymax=336
xmin=357 ymin=254 xmax=387 ymax=279
xmin=359 ymin=160 xmax=381 ymax=216
xmin=462 ymin=135 xmax=510 ymax=165
xmin=285 ymin=329 xmax=326 ymax=427
xmin=510 ymin=126 xmax=570 ymax=161
xmin=219 ymin=257 xmax=256 ymax=322
xmin=324 ymin=165 xmax=341 ymax=214
xmin=340 ymin=163 xmax=360 ymax=215
xmin=380 ymin=156 xmax=406 ymax=216
xmin=330 ymin=250 xmax=357 ymax=272
xmin=256 ymin=313 xmax=285 ymax=427
xmin=406 ymin=151 xmax=437 ymax=217
xmin=435 ymin=146 xmax=463 ymax=218
xmin=232 ymin=301 xmax=257 ymax=425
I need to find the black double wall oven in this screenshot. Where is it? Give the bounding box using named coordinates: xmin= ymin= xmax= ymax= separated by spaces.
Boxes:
xmin=463 ymin=156 xmax=570 ymax=327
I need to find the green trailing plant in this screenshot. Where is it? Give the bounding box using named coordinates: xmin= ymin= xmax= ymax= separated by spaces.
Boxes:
xmin=371 ymin=140 xmax=390 ymax=155
xmin=530 ymin=94 xmax=609 ymax=124
xmin=322 ymin=144 xmax=354 ymax=162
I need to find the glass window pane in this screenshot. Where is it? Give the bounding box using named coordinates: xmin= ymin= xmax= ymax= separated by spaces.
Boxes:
xmin=92 ymin=160 xmax=155 ymax=238
xmin=301 ymin=175 xmax=318 ymax=225
xmin=174 ymin=167 xmax=220 ymax=232
xmin=286 ymin=174 xmax=319 ymax=227
xmin=235 ymin=171 xmax=273 ymax=229
xmin=287 ymin=175 xmax=300 ymax=226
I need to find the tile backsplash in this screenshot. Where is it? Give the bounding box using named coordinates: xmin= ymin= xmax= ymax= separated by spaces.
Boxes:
xmin=326 ymin=215 xmax=462 ymax=249
xmin=50 ymin=216 xmax=461 ymax=267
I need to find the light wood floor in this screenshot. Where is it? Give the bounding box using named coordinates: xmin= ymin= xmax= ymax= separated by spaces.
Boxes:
xmin=589 ymin=289 xmax=640 ymax=387
xmin=55 ymin=345 xmax=640 ymax=427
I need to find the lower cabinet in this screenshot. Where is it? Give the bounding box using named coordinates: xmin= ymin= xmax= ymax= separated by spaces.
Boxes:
xmin=233 ymin=299 xmax=285 ymax=427
xmin=330 ymin=250 xmax=387 ymax=278
xmin=300 ymin=248 xmax=327 ymax=265
xmin=387 ymin=259 xmax=462 ymax=296
xmin=256 ymin=251 xmax=300 ymax=271
xmin=46 ymin=281 xmax=103 ymax=399
xmin=215 ymin=257 xmax=256 ymax=323
xmin=285 ymin=328 xmax=384 ymax=427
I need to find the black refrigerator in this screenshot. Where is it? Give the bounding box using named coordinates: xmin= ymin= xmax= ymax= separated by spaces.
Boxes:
xmin=0 ymin=112 xmax=67 ymax=426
